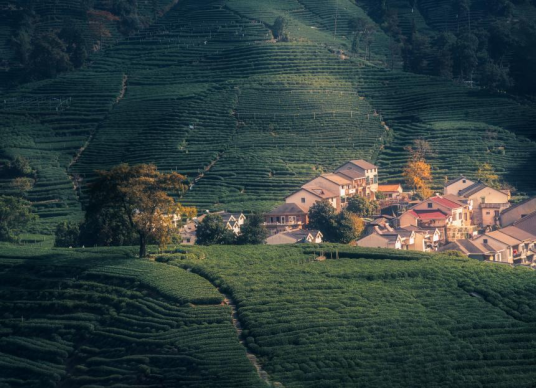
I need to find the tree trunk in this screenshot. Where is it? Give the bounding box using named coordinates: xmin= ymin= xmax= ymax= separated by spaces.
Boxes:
xmin=139 ymin=232 xmax=147 ymax=258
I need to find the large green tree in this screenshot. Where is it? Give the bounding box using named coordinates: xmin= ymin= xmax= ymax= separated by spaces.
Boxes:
xmin=347 ymin=196 xmax=380 ymax=218
xmin=196 ymin=214 xmax=236 ymax=245
xmin=0 ymin=195 xmax=37 ymax=242
xmin=237 ymin=214 xmax=268 ymax=245
xmin=308 ymin=200 xmax=337 ymax=242
xmin=54 ymin=221 xmax=80 ymax=248
xmin=81 ymin=164 xmax=195 ymax=257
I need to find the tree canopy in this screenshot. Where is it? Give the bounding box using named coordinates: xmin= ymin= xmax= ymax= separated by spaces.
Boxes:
xmin=0 ymin=195 xmax=37 ymax=242
xmin=81 ymin=164 xmax=195 ymax=257
xmin=196 ymin=214 xmax=236 ymax=245
xmin=237 ymin=214 xmax=268 ymax=245
xmin=308 ymin=201 xmax=364 ymax=243
xmin=347 ymin=196 xmax=380 ymax=218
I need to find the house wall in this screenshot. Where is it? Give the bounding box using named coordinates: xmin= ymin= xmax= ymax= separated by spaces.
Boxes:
xmin=336 ymin=162 xmax=378 ymax=196
xmin=399 ymin=212 xmax=418 ymax=228
xmin=266 ymin=233 xmax=298 ymax=245
xmin=469 ymin=189 xmax=509 ymax=226
xmin=500 ymin=198 xmax=536 ymax=227
xmin=444 ymin=178 xmax=475 ymax=196
xmin=356 ymin=234 xmax=389 ymax=248
xmin=410 ymin=233 xmax=427 ymax=252
xmin=286 ymin=190 xmax=321 ymax=211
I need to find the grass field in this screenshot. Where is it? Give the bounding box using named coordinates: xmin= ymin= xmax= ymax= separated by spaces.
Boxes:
xmin=1 ymin=244 xmax=535 ymax=387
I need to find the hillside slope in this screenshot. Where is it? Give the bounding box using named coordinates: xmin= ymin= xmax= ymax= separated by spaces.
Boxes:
xmin=1 ymin=0 xmax=536 ymax=233
xmin=1 ymin=244 xmax=536 ymax=387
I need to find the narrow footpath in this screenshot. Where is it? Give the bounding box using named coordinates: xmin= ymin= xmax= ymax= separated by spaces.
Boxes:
xmin=184 ymin=267 xmax=283 ymax=387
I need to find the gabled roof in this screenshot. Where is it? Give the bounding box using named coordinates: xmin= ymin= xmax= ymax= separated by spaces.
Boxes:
xmin=378 ymin=184 xmax=402 ymax=192
xmin=320 ymin=173 xmax=353 ymax=186
xmin=499 ymin=225 xmax=536 ymax=242
xmin=266 ymin=203 xmax=308 ymax=216
xmin=334 ymin=169 xmax=366 ymax=180
xmin=348 ymin=160 xmax=378 ymax=170
xmin=500 ymin=197 xmax=536 ymax=217
xmin=512 ymin=210 xmax=536 ymax=234
xmin=472 ymin=235 xmax=509 ymax=253
xmin=430 ymin=196 xmax=464 ymax=210
xmin=440 ymin=240 xmax=481 ymax=254
xmin=300 ymin=186 xmax=339 ymax=199
xmin=445 ymin=175 xmax=473 ymax=187
xmin=393 ymin=229 xmax=415 ymax=239
xmin=442 ymin=194 xmax=469 ymax=206
xmin=458 ymin=182 xmax=507 ymax=198
xmin=485 ymin=230 xmax=523 ymax=246
xmin=408 ymin=209 xmax=449 ymax=220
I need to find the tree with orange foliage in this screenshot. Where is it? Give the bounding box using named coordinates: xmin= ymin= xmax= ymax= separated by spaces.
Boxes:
xmin=83 ymin=164 xmax=196 ymax=257
xmin=403 ymin=160 xmax=433 ymax=200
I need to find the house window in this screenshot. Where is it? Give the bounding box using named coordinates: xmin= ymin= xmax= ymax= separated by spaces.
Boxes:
xmin=481 ymin=196 xmax=486 ymax=204
xmin=289 ymin=216 xmax=296 ymax=223
xmin=186 ymin=238 xmax=191 ymax=243
xmin=281 ymin=216 xmax=285 ymax=223
xmin=464 ymin=213 xmax=468 ymax=221
xmin=486 ymin=211 xmax=491 ymax=215
xmin=463 ymin=179 xmax=466 ymax=183
xmin=483 ymin=239 xmax=488 ymax=244
xmin=373 ymin=175 xmax=378 ymax=184
xmin=494 ymin=210 xmax=499 ymax=217
xmin=270 ymin=217 xmax=274 ymax=223
xmin=427 ymin=203 xmax=433 ymax=209
xmin=301 ymin=198 xmax=306 ymax=203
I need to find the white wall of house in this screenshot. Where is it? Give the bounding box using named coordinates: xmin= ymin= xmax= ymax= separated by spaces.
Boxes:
xmin=286 ymin=189 xmax=338 ymax=211
xmin=444 ymin=178 xmax=475 ymax=196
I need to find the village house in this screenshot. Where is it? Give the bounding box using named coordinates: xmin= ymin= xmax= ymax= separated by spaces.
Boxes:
xmin=264 ymin=203 xmax=308 ymax=235
xmin=266 ymin=229 xmax=323 ymax=245
xmin=285 ymin=187 xmax=340 ymax=212
xmin=444 ymin=176 xmax=510 ymax=227
xmin=360 ymin=219 xmax=441 ymax=252
xmin=355 ymin=232 xmax=403 ymax=250
xmin=377 ymin=184 xmax=404 ymax=199
xmin=441 ymin=210 xmax=536 ymax=265
xmin=335 ymin=160 xmax=379 ymax=198
xmin=440 ymin=238 xmax=512 ymax=263
xmin=499 ymin=197 xmax=536 ymax=227
xmin=282 ymin=159 xmax=380 ymax=215
xmin=398 ymin=195 xmax=474 ymax=241
xmin=178 ymin=215 xmax=205 ymax=245
xmin=220 ymin=212 xmax=246 ymax=235
xmin=302 ymin=173 xmax=354 ymax=204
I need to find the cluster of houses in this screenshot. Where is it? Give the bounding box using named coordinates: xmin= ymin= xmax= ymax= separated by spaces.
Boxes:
xmin=178 ymin=159 xmax=536 ymax=266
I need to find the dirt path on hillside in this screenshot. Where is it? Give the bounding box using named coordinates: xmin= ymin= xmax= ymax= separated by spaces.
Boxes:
xmin=182 ymin=266 xmax=282 ymax=387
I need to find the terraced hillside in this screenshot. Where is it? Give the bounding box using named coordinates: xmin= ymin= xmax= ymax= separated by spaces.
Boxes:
xmin=0 ymin=245 xmax=265 ymax=387
xmin=1 ymin=0 xmax=536 ymax=234
xmin=3 ymin=244 xmax=535 ymax=387
xmin=180 ymin=245 xmax=536 ymax=388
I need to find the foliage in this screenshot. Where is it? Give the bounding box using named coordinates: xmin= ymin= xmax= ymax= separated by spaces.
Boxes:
xmin=272 ymin=17 xmax=289 ymax=41
xmin=307 ymin=200 xmax=337 ymax=241
xmin=54 ymin=221 xmax=80 ymax=247
xmin=0 ymin=195 xmax=37 ymax=242
xmin=346 ymin=196 xmax=380 ymax=217
xmin=403 ymin=160 xmax=433 ymax=199
xmin=476 ymin=162 xmax=502 ymax=189
xmin=7 ymin=156 xmax=35 ymax=177
xmin=333 ymin=211 xmax=364 ymax=243
xmin=81 ymin=164 xmax=195 ymax=257
xmin=237 ymin=213 xmax=268 ymax=245
xmin=9 ymin=177 xmax=34 ymax=194
xmin=196 ymin=214 xmax=236 ymax=245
